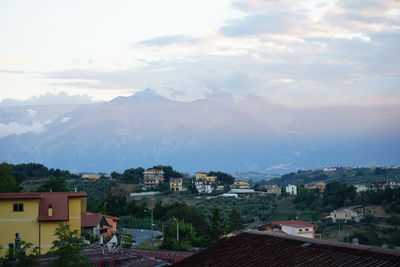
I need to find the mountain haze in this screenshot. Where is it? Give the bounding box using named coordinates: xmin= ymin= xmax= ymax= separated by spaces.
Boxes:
xmin=1 ymin=90 xmax=399 ymax=173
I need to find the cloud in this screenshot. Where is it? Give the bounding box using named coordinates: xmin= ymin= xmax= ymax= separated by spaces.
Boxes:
xmin=0 ymin=92 xmax=93 ymax=107
xmin=0 ymin=121 xmax=46 ymax=138
xmin=41 ymin=0 xmax=400 ymax=107
xmin=220 ymin=11 xmax=307 ymax=36
xmin=137 ymin=35 xmax=197 ymax=46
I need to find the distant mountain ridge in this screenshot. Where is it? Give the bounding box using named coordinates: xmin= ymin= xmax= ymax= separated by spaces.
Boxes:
xmin=0 ymin=90 xmax=399 ymax=173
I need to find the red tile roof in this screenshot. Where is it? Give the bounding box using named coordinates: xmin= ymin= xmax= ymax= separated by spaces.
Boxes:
xmin=0 ymin=193 xmax=43 ymax=199
xmin=173 ymin=231 xmax=400 ymax=267
xmin=272 ymin=220 xmax=317 ymax=228
xmin=81 ymin=212 xmax=103 ymax=227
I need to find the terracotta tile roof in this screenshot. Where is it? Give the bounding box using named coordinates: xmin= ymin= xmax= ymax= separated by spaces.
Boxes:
xmin=104 ymin=215 xmax=120 ymax=221
xmin=272 ymin=220 xmax=317 ymax=228
xmin=0 ymin=192 xmax=43 ymax=199
xmin=82 ymin=212 xmax=119 ymax=227
xmin=82 ymin=212 xmax=103 ymax=227
xmin=173 ymin=231 xmax=400 ymax=267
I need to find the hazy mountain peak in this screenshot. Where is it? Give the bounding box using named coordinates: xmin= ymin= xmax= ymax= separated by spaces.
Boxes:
xmin=111 ymin=88 xmax=169 ymax=103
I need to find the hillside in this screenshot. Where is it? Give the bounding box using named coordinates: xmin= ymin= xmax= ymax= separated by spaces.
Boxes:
xmin=270 ymin=167 xmax=400 ymax=186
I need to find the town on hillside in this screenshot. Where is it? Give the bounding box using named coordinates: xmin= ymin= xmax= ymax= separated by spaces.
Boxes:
xmin=1 ymin=162 xmax=400 ymax=266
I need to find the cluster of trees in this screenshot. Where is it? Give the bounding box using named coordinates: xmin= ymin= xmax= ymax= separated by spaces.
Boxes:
xmin=160 ymin=206 xmax=244 ymax=251
xmin=111 ymin=165 xmax=184 ymax=184
xmin=10 ymin=163 xmax=78 ymax=182
xmin=293 ymin=181 xmax=357 ymax=212
xmin=357 ymin=187 xmax=400 ymax=213
xmin=272 ymin=167 xmax=400 ymax=187
xmin=0 ymin=163 xmax=21 ymax=193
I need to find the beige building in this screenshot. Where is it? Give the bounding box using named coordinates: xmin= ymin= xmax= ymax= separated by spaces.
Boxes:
xmin=143 ymin=168 xmax=165 ymax=188
xmin=170 ymin=178 xmax=183 ymax=191
xmin=327 ymin=208 xmax=359 ymax=222
xmin=264 ymin=184 xmax=281 ymax=195
xmin=231 ymin=180 xmax=249 ymax=189
xmin=305 ymin=182 xmax=326 ymax=193
xmin=195 ymin=172 xmax=217 ymax=183
xmin=258 ymin=220 xmax=318 ymax=238
xmin=81 ymin=174 xmax=101 ymax=180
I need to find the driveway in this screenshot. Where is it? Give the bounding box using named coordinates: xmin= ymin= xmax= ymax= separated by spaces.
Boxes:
xmin=122 ymin=228 xmax=163 ymax=247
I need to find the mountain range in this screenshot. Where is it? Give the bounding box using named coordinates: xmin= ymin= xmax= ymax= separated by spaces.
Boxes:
xmin=1 ymin=89 xmax=399 ymax=174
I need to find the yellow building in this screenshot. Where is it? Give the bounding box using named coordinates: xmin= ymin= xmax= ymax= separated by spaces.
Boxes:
xmin=0 ymin=192 xmax=87 ymax=256
xmin=232 ymin=180 xmax=249 ymax=189
xmin=195 ymin=172 xmax=217 ymax=183
xmin=170 ymin=178 xmax=183 ymax=191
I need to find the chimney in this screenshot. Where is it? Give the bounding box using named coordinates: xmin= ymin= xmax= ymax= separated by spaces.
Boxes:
xmin=74 ymin=187 xmax=77 ymax=192
xmin=352 ymin=238 xmax=359 ymax=245
xmin=48 ymin=205 xmax=53 ymax=216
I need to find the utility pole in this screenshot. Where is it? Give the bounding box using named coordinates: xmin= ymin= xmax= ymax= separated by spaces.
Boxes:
xmin=176 ymin=219 xmax=179 ymax=242
xmin=151 ymin=209 xmax=154 ymax=243
xmin=338 ymin=220 xmax=341 ymax=241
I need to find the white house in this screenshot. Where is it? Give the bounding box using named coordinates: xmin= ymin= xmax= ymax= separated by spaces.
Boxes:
xmin=285 ymin=184 xmax=297 ymax=195
xmin=275 ymin=221 xmax=317 ymax=238
xmin=195 ymin=180 xmax=213 ymax=194
xmin=355 ymin=184 xmax=369 ymax=193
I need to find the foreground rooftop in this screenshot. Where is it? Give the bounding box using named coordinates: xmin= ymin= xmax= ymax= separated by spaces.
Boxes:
xmin=173 ymin=231 xmax=400 ymax=266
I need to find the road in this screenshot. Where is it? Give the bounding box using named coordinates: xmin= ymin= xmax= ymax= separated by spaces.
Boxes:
xmin=122 ymin=228 xmax=163 ymax=247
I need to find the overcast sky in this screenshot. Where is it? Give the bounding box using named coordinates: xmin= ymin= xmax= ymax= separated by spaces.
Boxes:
xmin=0 ymin=0 xmax=399 ymax=107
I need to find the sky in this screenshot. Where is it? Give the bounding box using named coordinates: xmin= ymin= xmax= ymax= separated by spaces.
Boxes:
xmin=0 ymin=0 xmax=399 ymax=107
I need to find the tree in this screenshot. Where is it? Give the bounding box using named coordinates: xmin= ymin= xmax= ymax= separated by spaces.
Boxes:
xmin=104 ymin=194 xmax=128 ymax=216
xmin=120 ymin=168 xmax=144 ymax=184
xmin=227 ymin=208 xmax=243 ymax=232
xmin=161 ymin=220 xmax=195 ymax=251
xmin=110 ymin=171 xmax=121 ymax=179
xmin=207 ymin=208 xmax=227 ymax=244
xmin=49 ymin=223 xmax=90 ymax=267
xmin=323 ymin=182 xmax=356 ymax=210
xmin=0 ymin=163 xmax=21 ymax=193
xmin=208 ymin=171 xmax=234 ymax=185
xmin=37 ymin=177 xmax=68 ymax=192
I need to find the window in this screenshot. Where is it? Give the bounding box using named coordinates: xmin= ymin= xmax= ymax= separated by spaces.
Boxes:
xmin=299 ymin=229 xmax=303 ymax=232
xmin=305 ymin=228 xmax=309 ymax=231
xmin=13 ymin=203 xmax=24 ymax=212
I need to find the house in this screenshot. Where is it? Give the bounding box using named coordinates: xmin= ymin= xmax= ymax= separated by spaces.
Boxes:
xmin=322 ymin=167 xmax=336 ymax=172
xmin=195 ymin=172 xmax=217 ymax=184
xmin=81 ymin=174 xmax=101 ymax=180
xmin=257 ymin=220 xmax=318 ymax=238
xmin=327 ymin=208 xmax=361 ymax=222
xmin=285 ymin=184 xmax=297 ymax=195
xmin=372 ymin=180 xmax=400 ymax=190
xmin=172 ymin=231 xmax=400 ymax=267
xmin=81 ymin=212 xmax=120 ymax=241
xmin=305 ymin=182 xmax=326 ymax=193
xmin=228 ymin=189 xmax=265 ymax=198
xmin=355 ymin=184 xmax=369 ymax=193
xmin=195 ymin=180 xmax=213 ymax=194
xmin=264 ymin=184 xmax=281 ymax=195
xmin=0 ymin=192 xmax=87 ymax=255
xmin=143 ymin=168 xmax=165 ymax=188
xmin=231 ymin=180 xmax=249 ymax=189
xmin=170 ymin=178 xmax=184 ymax=191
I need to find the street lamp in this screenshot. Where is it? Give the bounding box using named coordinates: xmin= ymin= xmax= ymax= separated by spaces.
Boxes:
xmin=173 ymin=218 xmax=179 ymax=242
